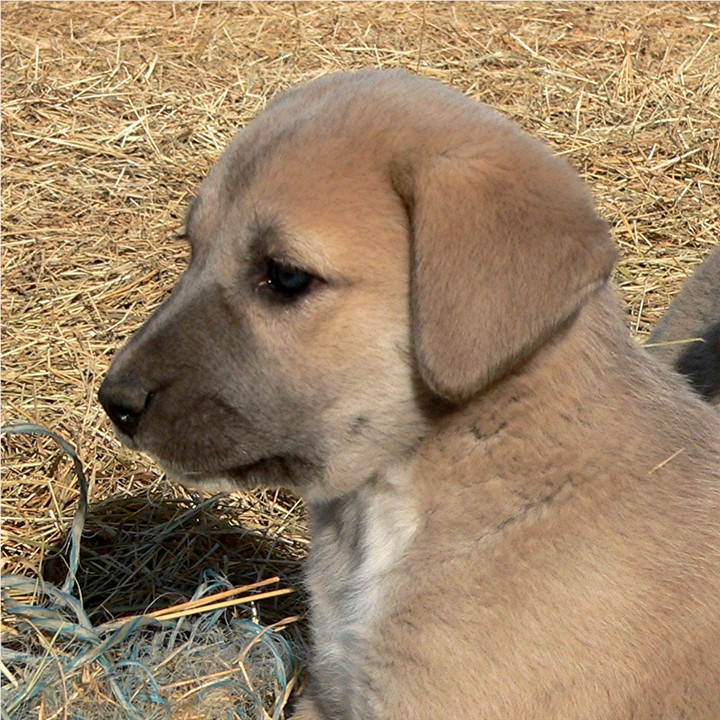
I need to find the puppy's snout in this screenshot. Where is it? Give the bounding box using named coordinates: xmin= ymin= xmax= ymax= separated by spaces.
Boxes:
xmin=98 ymin=375 xmax=154 ymax=438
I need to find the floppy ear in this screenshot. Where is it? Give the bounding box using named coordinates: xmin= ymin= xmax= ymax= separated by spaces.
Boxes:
xmin=392 ymin=131 xmax=617 ymax=403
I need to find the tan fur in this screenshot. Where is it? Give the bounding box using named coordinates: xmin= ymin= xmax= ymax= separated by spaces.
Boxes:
xmin=99 ymin=70 xmax=720 ymax=719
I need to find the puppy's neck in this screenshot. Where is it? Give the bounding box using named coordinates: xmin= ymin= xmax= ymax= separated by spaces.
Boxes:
xmin=307 ymin=462 xmax=419 ymax=624
xmin=410 ymin=289 xmax=655 ymax=536
xmin=305 ymin=463 xmax=418 ymax=715
xmin=308 ymin=462 xmax=418 ymax=563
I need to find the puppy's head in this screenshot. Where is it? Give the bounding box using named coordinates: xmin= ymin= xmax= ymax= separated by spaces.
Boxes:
xmin=99 ymin=70 xmax=616 ymax=500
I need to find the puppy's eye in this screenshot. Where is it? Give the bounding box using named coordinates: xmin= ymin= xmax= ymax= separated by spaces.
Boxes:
xmin=259 ymin=259 xmax=315 ymax=299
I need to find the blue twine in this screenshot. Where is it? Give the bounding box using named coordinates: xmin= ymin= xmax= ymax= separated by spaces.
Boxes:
xmin=1 ymin=423 xmax=88 ymax=597
xmin=1 ymin=422 xmax=296 ymax=719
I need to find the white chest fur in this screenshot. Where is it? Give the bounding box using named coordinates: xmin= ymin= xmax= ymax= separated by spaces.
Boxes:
xmin=306 ymin=466 xmax=418 ymax=717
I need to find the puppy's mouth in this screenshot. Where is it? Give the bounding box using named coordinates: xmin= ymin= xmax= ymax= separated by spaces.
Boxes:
xmin=106 ymin=409 xmax=322 ymax=491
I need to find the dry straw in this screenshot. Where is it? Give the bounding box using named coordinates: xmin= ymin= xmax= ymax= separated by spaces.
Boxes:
xmin=2 ymin=2 xmax=718 ymax=718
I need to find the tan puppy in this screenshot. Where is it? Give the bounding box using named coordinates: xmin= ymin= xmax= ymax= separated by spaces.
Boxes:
xmin=99 ymin=70 xmax=720 ymax=719
xmin=647 ymin=246 xmax=720 ymax=405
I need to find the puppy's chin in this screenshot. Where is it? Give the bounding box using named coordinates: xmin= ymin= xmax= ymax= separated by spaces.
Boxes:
xmin=109 ymin=424 xmax=139 ymax=450
xmin=155 ymin=454 xmax=322 ymax=495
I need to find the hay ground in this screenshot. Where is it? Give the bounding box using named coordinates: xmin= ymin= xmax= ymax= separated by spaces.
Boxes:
xmin=1 ymin=1 xmax=719 ymax=717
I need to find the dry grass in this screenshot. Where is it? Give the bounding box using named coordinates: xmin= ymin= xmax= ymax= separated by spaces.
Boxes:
xmin=1 ymin=2 xmax=719 ymax=717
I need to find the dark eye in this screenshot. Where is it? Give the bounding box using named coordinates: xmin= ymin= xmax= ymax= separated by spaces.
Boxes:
xmin=260 ymin=259 xmax=315 ymax=299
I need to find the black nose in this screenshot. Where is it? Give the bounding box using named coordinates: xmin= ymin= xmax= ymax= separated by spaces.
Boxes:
xmin=98 ymin=376 xmax=153 ymax=438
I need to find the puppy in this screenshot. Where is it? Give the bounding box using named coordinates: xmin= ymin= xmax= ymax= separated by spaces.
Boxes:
xmin=99 ymin=70 xmax=720 ymax=719
xmin=646 ymin=246 xmax=720 ymax=405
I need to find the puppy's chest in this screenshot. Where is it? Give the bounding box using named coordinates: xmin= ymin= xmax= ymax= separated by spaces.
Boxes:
xmin=307 ymin=483 xmax=418 ymax=717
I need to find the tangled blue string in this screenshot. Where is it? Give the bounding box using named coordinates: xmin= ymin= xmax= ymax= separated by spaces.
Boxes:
xmin=1 ymin=422 xmax=296 ymax=720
